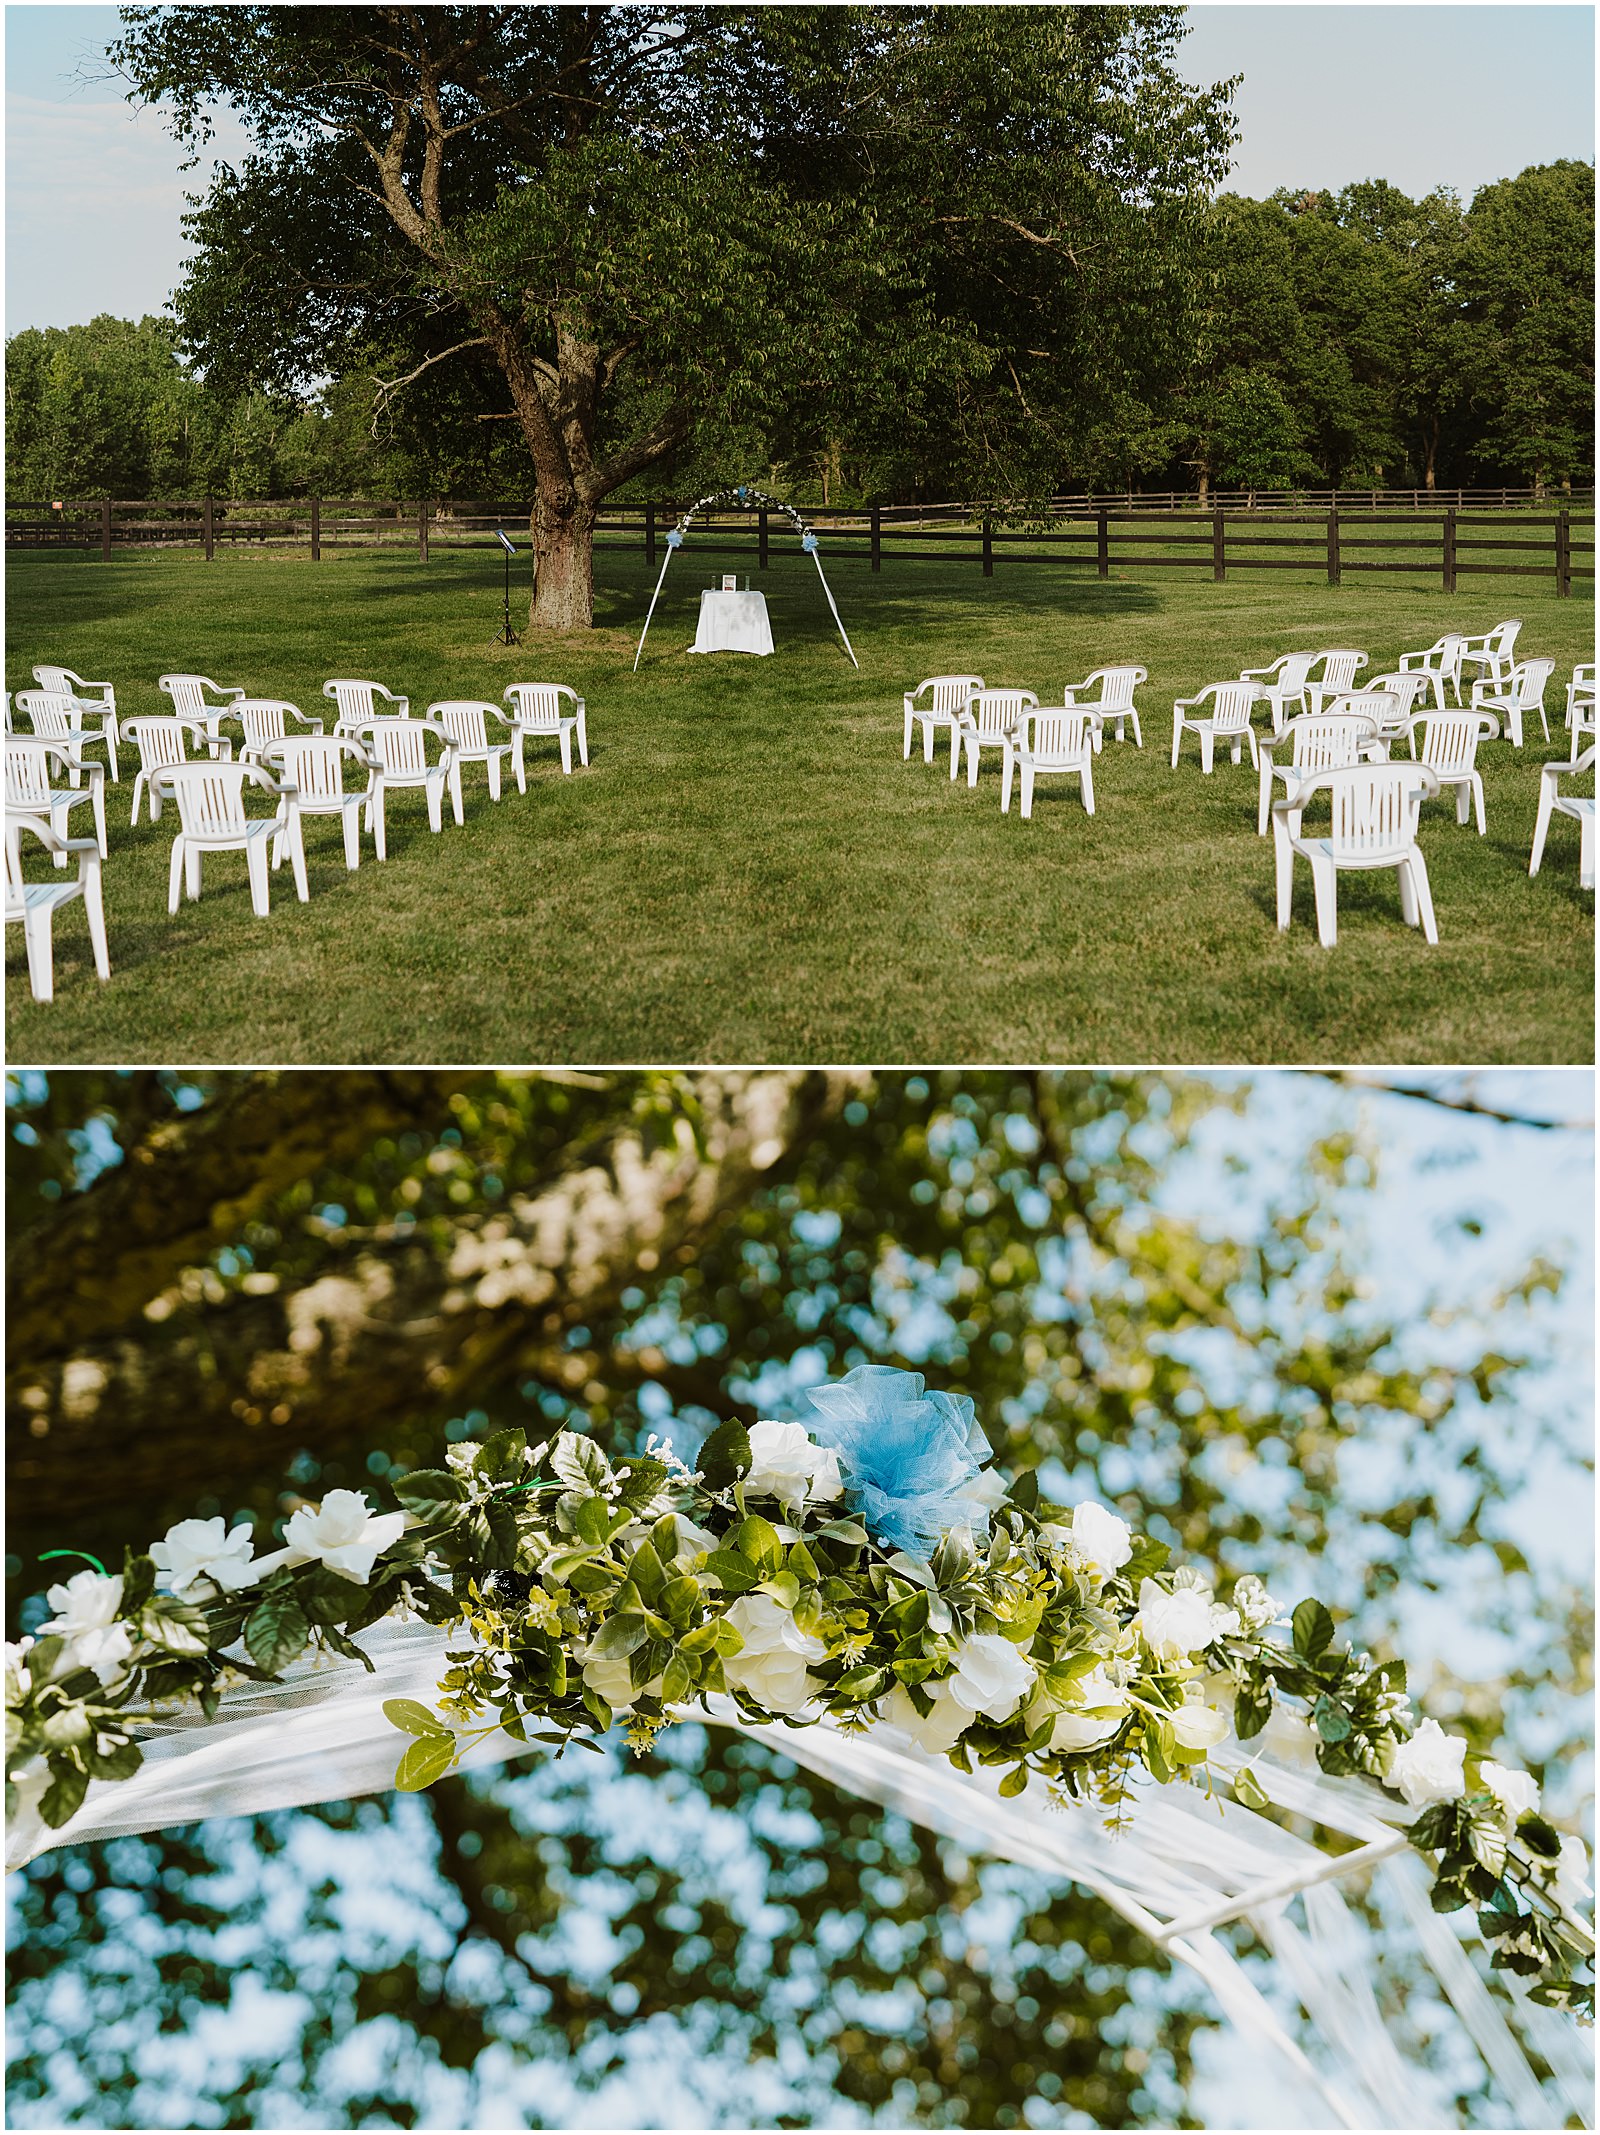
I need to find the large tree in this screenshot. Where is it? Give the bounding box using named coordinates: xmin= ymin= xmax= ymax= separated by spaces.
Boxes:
xmin=108 ymin=4 xmax=1236 ymax=629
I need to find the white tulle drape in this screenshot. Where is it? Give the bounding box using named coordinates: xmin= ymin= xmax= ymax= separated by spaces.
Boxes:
xmin=9 ymin=1620 xmax=1590 ymax=2131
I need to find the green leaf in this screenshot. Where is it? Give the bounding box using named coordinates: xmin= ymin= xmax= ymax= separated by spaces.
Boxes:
xmin=661 ymin=1652 xmax=693 ymax=1703
xmin=591 ymin=1611 xmax=649 ymax=1659
xmin=815 ymin=1518 xmax=869 ymax=1547
xmin=998 ymin=1764 xmax=1030 ymax=1798
xmin=1006 ymin=1469 xmax=1039 ymax=1512
xmin=394 ymin=1733 xmax=456 ymax=1792
xmin=758 ymin=1569 xmax=801 ymax=1609
xmin=1292 ymin=1599 xmax=1335 ymax=1662
xmin=548 ymin=1431 xmax=612 ymax=1494
xmin=393 ymin=1467 xmax=467 ymax=1510
xmin=474 ymin=1427 xmax=529 ymax=1483
xmin=697 ymin=1420 xmax=752 ymax=1493
xmin=1121 ymin=1537 xmax=1170 ymax=1585
xmin=1429 ymin=1873 xmax=1472 ymax=1913
xmin=581 ymin=1688 xmax=613 ymax=1733
xmin=573 ymin=1496 xmax=615 ymax=1547
xmin=1517 ymin=1814 xmax=1562 ymax=1859
xmin=86 ymin=1737 xmax=143 ymax=1783
xmin=1234 ymin=1683 xmax=1271 ymax=1740
xmin=244 ymin=1594 xmax=309 ymax=1675
xmin=140 ymin=1600 xmax=210 ymax=1656
xmin=42 ymin=1706 xmax=92 ymax=1748
xmin=1313 ymin=1693 xmax=1352 ymax=1743
xmin=40 ymin=1760 xmax=89 ymax=1828
xmin=1232 ymin=1767 xmax=1273 ymax=1811
xmin=705 ymin=1549 xmax=762 ymax=1594
xmin=833 ymin=1665 xmax=888 ymax=1700
xmin=627 ymin=1540 xmax=667 ymax=1604
xmin=384 ymin=1697 xmax=450 ymax=1740
xmin=733 ymin=1516 xmax=784 ymax=1576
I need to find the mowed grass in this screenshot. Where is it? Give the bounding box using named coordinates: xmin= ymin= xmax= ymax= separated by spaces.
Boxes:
xmin=5 ymin=543 xmax=1593 ymax=1065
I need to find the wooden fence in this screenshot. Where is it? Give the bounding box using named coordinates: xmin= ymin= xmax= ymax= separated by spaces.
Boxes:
xmin=6 ymin=496 xmax=1595 ymax=596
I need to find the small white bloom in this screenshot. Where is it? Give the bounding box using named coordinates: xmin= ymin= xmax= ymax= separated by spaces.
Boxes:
xmin=1069 ymin=1502 xmax=1133 ymax=1581
xmin=884 ymin=1679 xmax=972 ymax=1754
xmin=41 ymin=1569 xmax=124 ymax=1639
xmin=151 ymin=1517 xmax=262 ymax=1598
xmin=721 ymin=1592 xmax=826 ymax=1714
xmin=1386 ymin=1718 xmax=1467 ymax=1807
xmin=1551 ymin=1832 xmax=1593 ymax=1910
xmin=1208 ymin=1604 xmax=1242 ymax=1640
xmin=745 ymin=1421 xmax=844 ymax=1510
xmin=63 ymin=1623 xmax=135 ymax=1687
xmin=283 ymin=1489 xmax=407 ymax=1585
xmin=1171 ymin=1702 xmax=1230 ymax=1752
xmin=1478 ymin=1759 xmax=1540 ymax=1830
xmin=1046 ymin=1666 xmax=1130 ymax=1753
xmin=944 ymin=1633 xmax=1036 ymax=1723
xmin=4 ymin=1639 xmax=32 ymax=1703
xmin=1132 ymin=1579 xmax=1215 ymax=1662
xmin=1231 ymin=1575 xmax=1284 ymax=1633
xmin=964 ymin=1468 xmax=1010 ymax=1511
xmin=581 ymin=1652 xmax=654 ymax=1713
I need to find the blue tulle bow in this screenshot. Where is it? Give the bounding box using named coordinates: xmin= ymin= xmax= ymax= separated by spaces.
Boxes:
xmin=801 ymin=532 xmax=819 ymax=553
xmin=803 ymin=1366 xmax=995 ymax=1556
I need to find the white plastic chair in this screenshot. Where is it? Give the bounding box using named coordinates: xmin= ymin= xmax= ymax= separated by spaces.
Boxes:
xmin=1001 ymin=707 xmax=1099 ymax=818
xmin=354 ymin=717 xmax=460 ymax=859
xmin=1239 ymin=652 xmax=1319 ymax=737
xmin=958 ymin=688 xmax=1036 ymax=787
xmin=222 ymin=698 xmax=326 ymax=757
xmin=502 ymin=684 xmax=588 ymax=782
xmin=1172 ymin=682 xmax=1259 ymax=773
xmin=1397 ymin=634 xmax=1467 ymax=710
xmin=5 ymin=737 xmax=107 ymax=865
xmin=903 ymin=675 xmax=983 ymax=773
xmin=1274 ymin=763 xmax=1441 ymax=948
xmin=1405 ymin=709 xmax=1499 ymax=834
xmin=1062 ymin=666 xmax=1145 ymax=749
xmin=1303 ymin=649 xmax=1370 ymax=714
xmin=1255 ymin=712 xmax=1380 ymax=837
xmin=124 ymin=715 xmax=218 ymax=826
xmin=5 ymin=810 xmax=111 ymax=1000
xmin=1356 ymin=674 xmax=1432 ymax=757
xmin=151 ymin=760 xmax=302 ymax=916
xmin=1564 ymin=662 xmax=1596 ymax=737
xmin=1471 ymin=659 xmax=1554 ymax=748
xmin=1529 ymin=744 xmax=1595 ymax=890
xmin=1458 ymin=618 xmax=1522 ymax=693
xmin=323 ymin=679 xmax=410 ymax=734
xmin=158 ymin=674 xmax=246 ymax=757
xmin=13 ymin=690 xmax=114 ymax=787
xmin=253 ymin=735 xmax=370 ymax=874
xmin=31 ymin=666 xmax=119 ymax=780
xmin=427 ymin=701 xmax=519 ymax=807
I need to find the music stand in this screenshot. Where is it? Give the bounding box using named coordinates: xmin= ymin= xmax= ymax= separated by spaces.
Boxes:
xmin=493 ymin=528 xmax=521 ymax=646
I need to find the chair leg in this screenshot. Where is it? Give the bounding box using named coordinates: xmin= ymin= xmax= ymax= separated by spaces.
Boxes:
xmin=449 ymin=764 xmax=464 ymax=826
xmin=131 ymin=772 xmax=146 ymax=827
xmin=23 ymin=907 xmax=54 ymax=1002
xmin=1129 ymin=712 xmax=1142 ymax=749
xmin=1308 ymin=854 xmax=1338 ymax=947
xmin=1001 ymin=750 xmax=1014 ymax=813
xmin=372 ymin=788 xmax=388 ymax=862
xmin=577 ymin=711 xmax=589 ymax=766
xmin=104 ymin=727 xmax=119 ymax=783
xmin=245 ymin=838 xmax=270 ymax=918
xmin=904 ymin=706 xmax=914 ymax=760
xmin=1200 ymin=732 xmax=1214 ymax=775
xmin=1273 ymin=820 xmax=1294 ymax=930
xmin=513 ymin=732 xmax=527 ymax=796
xmin=185 ymin=845 xmax=201 ymax=902
xmin=1581 ymin=812 xmax=1595 ymax=892
xmin=558 ymin=729 xmax=573 ymax=775
xmin=50 ymin=799 xmax=71 ymax=868
xmin=426 ymin=780 xmax=444 ymax=833
xmin=168 ymin=837 xmax=185 ymax=915
xmin=949 ymin=725 xmax=961 ymax=779
xmin=1454 ymin=780 xmax=1470 ymax=826
xmin=488 ymin=756 xmax=502 ymax=802
xmin=1020 ymin=765 xmax=1034 ymax=820
xmin=1537 ymin=701 xmax=1550 ymax=744
xmin=288 ymin=821 xmax=309 ymax=904
xmin=1407 ymin=851 xmax=1439 ymax=943
xmin=342 ymin=805 xmax=360 ymax=870
xmin=966 ymin=736 xmax=979 ymax=789
xmin=1081 ymin=758 xmax=1094 ymax=816
xmin=1398 ymin=857 xmax=1419 ymax=927
xmin=1530 ymin=775 xmax=1555 ymax=874
xmin=1472 ymin=774 xmax=1485 ymax=836
xmin=92 ymin=780 xmax=107 ymax=859
xmin=1257 ymin=758 xmax=1272 ymax=837
xmin=1171 ymin=720 xmax=1183 ymax=769
xmin=84 ymin=870 xmax=110 ymax=979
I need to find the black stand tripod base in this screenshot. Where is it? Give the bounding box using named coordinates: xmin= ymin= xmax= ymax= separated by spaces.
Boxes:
xmin=495 ymin=546 xmax=522 ymax=646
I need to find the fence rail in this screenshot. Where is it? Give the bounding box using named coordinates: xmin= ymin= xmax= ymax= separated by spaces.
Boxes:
xmin=6 ymin=496 xmax=1594 ymax=596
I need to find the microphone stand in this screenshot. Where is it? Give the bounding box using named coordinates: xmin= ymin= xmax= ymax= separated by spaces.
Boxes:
xmin=495 ymin=529 xmax=521 ymax=646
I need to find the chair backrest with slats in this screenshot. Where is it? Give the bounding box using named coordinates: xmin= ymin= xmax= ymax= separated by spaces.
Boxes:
xmin=359 ymin=718 xmax=435 ymax=777
xmin=1365 ymin=674 xmax=1429 ymax=723
xmin=233 ymin=701 xmax=299 ymax=754
xmin=125 ymin=716 xmax=202 ymax=777
xmin=31 ymin=665 xmax=97 ymax=702
xmin=504 ymin=683 xmax=577 ymax=730
xmin=1327 ymin=766 xmax=1430 ymax=861
xmin=4 ymin=737 xmax=63 ymax=808
xmin=1022 ymin=710 xmax=1095 ymax=765
xmin=1313 ymin=649 xmax=1367 ymax=693
xmin=1269 ymin=651 xmax=1320 ymax=693
xmin=1414 ymin=713 xmax=1492 ymax=775
xmin=258 ymin=737 xmax=354 ymax=805
xmin=1510 ymin=658 xmax=1556 ymax=708
xmin=159 ymin=675 xmax=233 ymax=720
xmin=429 ymin=702 xmax=493 ymax=753
xmin=1204 ymin=682 xmax=1257 ymax=731
xmin=1083 ymin=665 xmax=1145 ymax=710
xmin=155 ymin=763 xmax=258 ymax=838
xmin=325 ymin=680 xmax=405 ymax=728
xmin=1488 ymin=619 xmax=1523 ymax=660
xmin=15 ymin=692 xmax=85 ymax=741
xmin=1407 ymin=634 xmax=1467 ymax=677
xmin=970 ymin=688 xmax=1036 ymax=739
xmin=1283 ymin=714 xmax=1376 ymax=772
xmin=913 ymin=675 xmax=983 ymax=716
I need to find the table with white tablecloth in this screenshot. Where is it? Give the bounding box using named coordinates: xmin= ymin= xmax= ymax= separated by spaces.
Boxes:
xmin=689 ymin=588 xmax=775 ymax=656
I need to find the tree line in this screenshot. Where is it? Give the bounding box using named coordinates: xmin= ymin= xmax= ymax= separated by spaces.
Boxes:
xmin=3 ymin=6 xmax=1593 ymax=631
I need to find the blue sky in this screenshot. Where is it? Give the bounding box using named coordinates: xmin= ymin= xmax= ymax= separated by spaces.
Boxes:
xmin=4 ymin=2 xmax=1595 ymax=336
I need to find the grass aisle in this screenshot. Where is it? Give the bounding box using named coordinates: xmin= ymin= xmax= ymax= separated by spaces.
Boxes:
xmin=5 ymin=545 xmax=1593 ymax=1064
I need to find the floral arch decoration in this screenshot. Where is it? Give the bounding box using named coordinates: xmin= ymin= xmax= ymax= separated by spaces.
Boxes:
xmin=632 ymin=484 xmax=859 ymax=671
xmin=7 ymin=1369 xmax=1593 ymax=2125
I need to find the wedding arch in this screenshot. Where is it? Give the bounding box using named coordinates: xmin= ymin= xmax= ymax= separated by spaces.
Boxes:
xmin=632 ymin=484 xmax=859 ymax=670
xmin=9 ymin=1369 xmax=1592 ymax=2129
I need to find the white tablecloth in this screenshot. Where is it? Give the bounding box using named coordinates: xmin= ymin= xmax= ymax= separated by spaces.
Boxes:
xmin=689 ymin=589 xmax=774 ymax=656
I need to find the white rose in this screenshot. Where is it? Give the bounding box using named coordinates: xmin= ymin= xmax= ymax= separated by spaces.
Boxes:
xmin=1046 ymin=1666 xmax=1130 ymax=1752
xmin=671 ymin=1512 xmax=723 ymax=1557
xmin=1132 ymin=1578 xmax=1215 ymax=1662
xmin=1070 ymin=1502 xmax=1133 ymax=1580
xmin=1551 ymin=1833 xmax=1592 ymax=1910
xmin=745 ymin=1421 xmax=844 ymax=1510
xmin=1171 ymin=1702 xmax=1230 ymax=1752
xmin=581 ymin=1652 xmax=651 ymax=1713
xmin=63 ymin=1622 xmax=135 ymax=1687
xmin=944 ymin=1633 xmax=1036 ymax=1723
xmin=884 ymin=1679 xmax=972 ymax=1754
xmin=283 ymin=1489 xmax=408 ymax=1585
xmin=41 ymin=1568 xmax=124 ymax=1638
xmin=721 ymin=1592 xmax=826 ymax=1715
xmin=151 ymin=1516 xmax=262 ymax=1598
xmin=1478 ymin=1759 xmax=1540 ymax=1829
xmin=1386 ymin=1718 xmax=1467 ymax=1807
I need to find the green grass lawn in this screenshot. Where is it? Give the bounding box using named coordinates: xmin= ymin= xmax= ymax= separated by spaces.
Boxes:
xmin=5 ymin=543 xmax=1593 ymax=1065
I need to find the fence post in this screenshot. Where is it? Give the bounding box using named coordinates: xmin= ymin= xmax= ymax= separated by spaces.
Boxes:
xmin=203 ymin=495 xmax=214 ymax=562
xmin=1097 ymin=509 xmax=1109 ymax=579
xmin=100 ymin=498 xmax=112 ymax=561
xmin=1212 ymin=506 xmax=1226 ymax=582
xmin=418 ymin=501 xmax=428 ymax=562
xmin=1442 ymin=507 xmax=1456 ymax=595
xmin=645 ymin=502 xmax=656 ymax=568
xmin=759 ymin=506 xmax=769 ymax=571
xmin=1325 ymin=505 xmax=1340 ymax=587
xmin=982 ymin=515 xmax=993 ymax=577
xmin=310 ymin=496 xmax=321 ymax=563
xmin=870 ymin=502 xmax=881 ymax=573
xmin=1557 ymin=508 xmax=1571 ymax=598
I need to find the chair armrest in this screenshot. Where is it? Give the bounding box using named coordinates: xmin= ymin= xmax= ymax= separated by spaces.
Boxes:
xmin=1237 ymin=666 xmax=1279 ymax=685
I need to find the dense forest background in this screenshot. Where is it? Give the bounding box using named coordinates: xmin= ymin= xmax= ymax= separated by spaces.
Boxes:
xmin=7 ymin=166 xmax=1593 ymax=506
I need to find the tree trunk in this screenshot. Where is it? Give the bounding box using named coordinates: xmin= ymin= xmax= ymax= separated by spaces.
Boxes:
xmin=1195 ymin=466 xmax=1210 ymax=508
xmin=529 ymin=490 xmax=598 ymax=633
